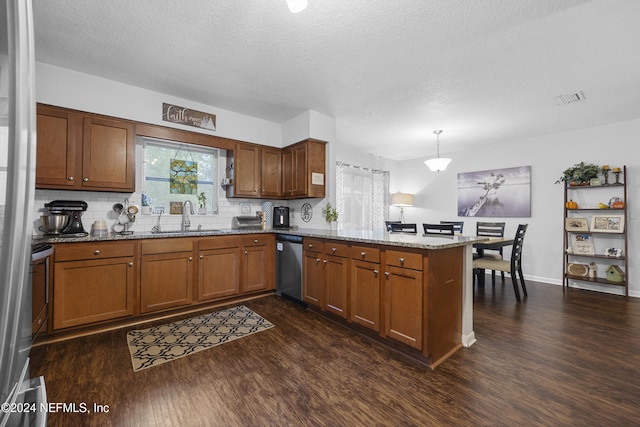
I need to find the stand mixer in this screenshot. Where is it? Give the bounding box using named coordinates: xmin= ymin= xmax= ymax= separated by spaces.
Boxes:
xmin=44 ymin=200 xmax=89 ymax=237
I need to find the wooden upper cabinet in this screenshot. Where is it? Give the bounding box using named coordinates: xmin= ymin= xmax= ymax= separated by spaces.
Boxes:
xmin=81 ymin=116 xmax=135 ymax=191
xmin=36 ymin=104 xmax=135 ymax=192
xmin=231 ymin=143 xmax=260 ymax=198
xmin=260 ymin=147 xmax=282 ymax=198
xmin=282 ymin=138 xmax=327 ymax=199
xmin=36 ymin=105 xmax=80 ymax=188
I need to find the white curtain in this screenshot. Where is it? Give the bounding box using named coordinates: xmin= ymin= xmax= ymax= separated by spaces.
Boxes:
xmin=336 ymin=162 xmax=390 ymax=232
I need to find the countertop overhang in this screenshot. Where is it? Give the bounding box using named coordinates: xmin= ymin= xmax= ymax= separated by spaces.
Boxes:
xmin=34 ymin=228 xmax=488 ymax=250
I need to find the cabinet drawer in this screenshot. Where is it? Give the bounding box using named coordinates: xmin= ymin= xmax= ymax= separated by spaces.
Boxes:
xmin=350 ymin=245 xmax=381 ymax=263
xmin=323 ymin=241 xmax=349 ymax=258
xmin=242 ymin=234 xmax=271 ymax=247
xmin=199 ymin=235 xmax=241 ymax=251
xmin=304 ymin=238 xmax=323 ymax=253
xmin=142 ymin=238 xmax=193 ymax=255
xmin=385 ymin=250 xmax=423 ymax=271
xmin=55 ymin=241 xmax=135 ymax=261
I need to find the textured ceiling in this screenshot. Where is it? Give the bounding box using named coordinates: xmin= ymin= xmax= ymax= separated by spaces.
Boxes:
xmin=32 ymin=0 xmax=640 ymax=160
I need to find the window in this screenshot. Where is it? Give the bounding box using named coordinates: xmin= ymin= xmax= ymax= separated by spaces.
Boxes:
xmin=336 ymin=162 xmax=389 ymax=232
xmin=141 ymin=137 xmax=218 ymax=214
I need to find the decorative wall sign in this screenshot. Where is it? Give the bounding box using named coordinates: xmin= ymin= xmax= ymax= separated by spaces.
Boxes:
xmin=163 ymin=103 xmax=216 ymax=131
xmin=457 ymin=166 xmax=531 ymax=217
xmin=301 ymin=203 xmax=313 ymax=222
xmin=573 ymin=234 xmax=595 ymax=255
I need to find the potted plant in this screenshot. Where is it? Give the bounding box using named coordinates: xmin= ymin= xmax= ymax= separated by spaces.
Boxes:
xmin=555 ymin=162 xmax=600 ymax=185
xmin=322 ymin=202 xmax=338 ymax=230
xmin=197 ymin=192 xmax=207 ymax=214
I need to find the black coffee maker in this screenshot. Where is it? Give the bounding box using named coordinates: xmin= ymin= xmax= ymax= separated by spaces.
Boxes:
xmin=272 ymin=206 xmax=290 ymax=228
xmin=45 ymin=200 xmax=89 ymax=236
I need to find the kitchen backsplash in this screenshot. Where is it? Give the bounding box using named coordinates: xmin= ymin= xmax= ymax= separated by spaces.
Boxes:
xmin=33 ymin=189 xmax=329 ymax=235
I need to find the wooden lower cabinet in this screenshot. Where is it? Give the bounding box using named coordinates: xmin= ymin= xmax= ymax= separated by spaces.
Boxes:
xmin=303 ymin=250 xmax=323 ymax=307
xmin=384 ymin=265 xmax=423 ymax=349
xmin=324 ymin=254 xmax=348 ymax=318
xmin=350 ymin=259 xmax=381 ymax=332
xmin=242 ymin=234 xmax=275 ymax=293
xmin=197 ymin=235 xmax=242 ymax=301
xmin=53 ymin=256 xmax=134 ymax=330
xmin=140 ymin=238 xmax=194 ymax=313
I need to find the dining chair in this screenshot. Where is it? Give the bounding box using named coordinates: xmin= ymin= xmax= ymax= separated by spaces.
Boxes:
xmin=389 ymin=223 xmax=417 ymax=233
xmin=440 ymin=221 xmax=464 ymax=234
xmin=422 ymin=223 xmax=455 ymax=235
xmin=473 ymin=224 xmax=528 ymax=302
xmin=385 ymin=220 xmax=401 ymax=231
xmin=475 ymin=221 xmax=507 ymax=282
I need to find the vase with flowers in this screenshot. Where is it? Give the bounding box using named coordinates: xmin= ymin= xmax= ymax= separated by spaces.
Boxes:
xmin=322 ymin=202 xmax=339 ymax=231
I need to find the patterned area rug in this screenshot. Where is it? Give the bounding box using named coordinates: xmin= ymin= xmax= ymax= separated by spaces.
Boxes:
xmin=126 ymin=305 xmax=274 ymax=371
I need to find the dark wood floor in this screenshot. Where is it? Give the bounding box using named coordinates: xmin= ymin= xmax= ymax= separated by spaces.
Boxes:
xmin=31 ymin=281 xmax=640 ymax=427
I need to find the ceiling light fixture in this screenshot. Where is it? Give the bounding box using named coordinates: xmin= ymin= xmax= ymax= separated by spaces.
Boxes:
xmin=286 ymin=0 xmax=308 ymax=13
xmin=424 ymin=130 xmax=452 ymax=173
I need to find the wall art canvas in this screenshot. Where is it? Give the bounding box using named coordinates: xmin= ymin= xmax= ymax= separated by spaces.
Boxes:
xmin=170 ymin=159 xmax=198 ymax=194
xmin=457 ymin=166 xmax=531 ymax=217
xmin=163 ymin=103 xmax=216 ymax=131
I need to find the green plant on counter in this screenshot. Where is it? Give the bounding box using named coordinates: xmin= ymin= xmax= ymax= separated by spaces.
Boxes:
xmin=555 ymin=162 xmax=599 ymax=184
xmin=322 ymin=202 xmax=338 ymax=223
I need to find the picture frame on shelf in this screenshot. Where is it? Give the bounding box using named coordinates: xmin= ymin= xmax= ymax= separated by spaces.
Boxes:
xmin=604 ymin=247 xmax=623 ymax=257
xmin=591 ymin=215 xmax=625 ymax=233
xmin=573 ymin=234 xmax=595 ymax=255
xmin=565 ymin=217 xmax=589 ymax=232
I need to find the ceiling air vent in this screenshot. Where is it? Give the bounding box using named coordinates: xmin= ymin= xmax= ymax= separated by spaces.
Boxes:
xmin=555 ymin=91 xmax=586 ymax=105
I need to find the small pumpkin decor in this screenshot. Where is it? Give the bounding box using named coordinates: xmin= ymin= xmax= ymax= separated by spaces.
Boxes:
xmin=555 ymin=162 xmax=600 ymax=186
xmin=565 ymin=200 xmax=578 ymax=209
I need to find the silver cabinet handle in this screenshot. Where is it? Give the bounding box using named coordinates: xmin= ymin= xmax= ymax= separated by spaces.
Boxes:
xmin=94 ymin=250 xmax=100 ymax=255
xmin=373 ymin=269 xmax=379 ymax=276
xmin=384 ymin=272 xmax=390 ymax=279
xmin=254 ymin=239 xmax=258 ymax=244
xmin=315 ymin=258 xmax=320 ymax=263
xmin=199 ymin=255 xmax=204 ymax=259
xmin=331 ymin=247 xmax=337 ymax=253
xmin=83 ymin=177 xmax=89 ymax=182
xmin=244 ymin=251 xmax=248 ymax=255
xmin=361 ymin=251 xmax=366 ymax=258
xmin=188 ymin=256 xmax=193 ymax=261
xmin=399 ymin=257 xmax=405 ymax=265
xmin=67 ymin=176 xmax=74 ymax=181
xmin=308 ymin=244 xmax=314 ymax=249
xmin=323 ymin=259 xmax=328 ymax=264
xmin=128 ymin=262 xmax=133 ymax=267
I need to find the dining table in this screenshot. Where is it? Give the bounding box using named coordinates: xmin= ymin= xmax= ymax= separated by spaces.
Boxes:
xmin=473 ymin=237 xmax=515 ymax=288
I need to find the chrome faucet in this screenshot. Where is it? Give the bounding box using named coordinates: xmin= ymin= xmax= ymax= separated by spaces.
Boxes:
xmin=151 ymin=211 xmax=162 ymax=233
xmin=182 ymin=201 xmax=194 ymax=231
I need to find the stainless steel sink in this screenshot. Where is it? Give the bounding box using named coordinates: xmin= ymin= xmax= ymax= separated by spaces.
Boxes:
xmin=151 ymin=228 xmax=219 ymax=234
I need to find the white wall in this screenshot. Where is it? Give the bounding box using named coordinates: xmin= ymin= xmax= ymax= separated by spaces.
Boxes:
xmin=394 ymin=119 xmax=639 ymax=297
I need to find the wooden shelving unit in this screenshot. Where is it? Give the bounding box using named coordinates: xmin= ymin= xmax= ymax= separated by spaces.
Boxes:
xmin=562 ymin=165 xmax=628 ymax=296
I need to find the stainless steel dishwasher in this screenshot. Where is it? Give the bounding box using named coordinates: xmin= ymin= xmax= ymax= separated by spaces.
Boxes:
xmin=275 ymin=234 xmax=305 ymax=305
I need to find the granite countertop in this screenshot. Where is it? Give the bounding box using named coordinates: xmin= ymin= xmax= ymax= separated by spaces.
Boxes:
xmin=34 ymin=227 xmax=487 ymax=250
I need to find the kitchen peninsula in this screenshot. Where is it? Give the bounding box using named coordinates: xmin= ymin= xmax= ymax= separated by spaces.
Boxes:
xmin=36 ymin=228 xmax=484 ymax=368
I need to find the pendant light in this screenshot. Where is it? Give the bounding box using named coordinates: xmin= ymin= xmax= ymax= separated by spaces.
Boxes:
xmin=286 ymin=0 xmax=308 ymax=13
xmin=424 ymin=130 xmax=452 ymax=173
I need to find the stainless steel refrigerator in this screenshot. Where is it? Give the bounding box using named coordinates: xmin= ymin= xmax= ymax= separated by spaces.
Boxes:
xmin=1 ymin=1 xmax=47 ymax=426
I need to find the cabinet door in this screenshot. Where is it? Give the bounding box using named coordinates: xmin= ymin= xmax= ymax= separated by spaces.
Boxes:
xmin=303 ymin=251 xmax=323 ymax=307
xmin=82 ymin=116 xmax=135 ymax=191
xmin=324 ymin=255 xmax=349 ymax=318
xmin=260 ymin=147 xmax=282 ymax=197
xmin=282 ymin=148 xmax=293 ymax=196
xmin=198 ymin=247 xmax=241 ymax=301
xmin=234 ymin=144 xmax=260 ymax=197
xmin=140 ymin=252 xmax=193 ymax=313
xmin=242 ymin=245 xmax=270 ymax=293
xmin=350 ymin=259 xmax=381 ymax=332
xmin=36 ymin=105 xmax=80 ymax=188
xmin=384 ymin=265 xmax=423 ymax=349
xmin=292 ymin=144 xmax=308 ymax=196
xmin=53 ymin=257 xmax=134 ymax=329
